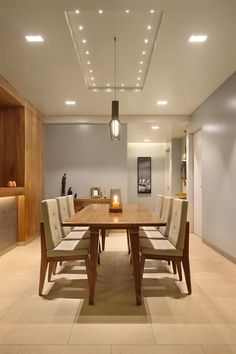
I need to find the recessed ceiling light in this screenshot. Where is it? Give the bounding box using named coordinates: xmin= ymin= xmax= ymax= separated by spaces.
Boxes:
xmin=137 ymin=77 xmax=141 ymax=81
xmin=144 ymin=39 xmax=149 ymax=43
xmin=75 ymin=9 xmax=80 ymax=14
xmin=152 ymin=125 xmax=160 ymax=130
xmin=139 ymin=69 xmax=142 ymax=73
xmin=140 ymin=61 xmax=144 ymax=65
xmin=93 ymin=83 xmax=96 ymax=86
xmin=157 ymin=100 xmax=168 ymax=105
xmin=189 ymin=35 xmax=208 ymax=42
xmin=79 ymin=25 xmax=83 ymax=31
xmin=82 ymin=39 xmax=87 ymax=44
xmin=125 ymin=9 xmax=130 ymax=13
xmin=121 ymin=83 xmax=124 ymax=87
xmin=150 ymin=9 xmax=155 ymax=13
xmin=136 ymin=83 xmax=140 ymax=87
xmin=107 ymin=83 xmax=110 ymax=87
xmin=98 ymin=9 xmax=103 ymax=14
xmin=94 ymin=89 xmax=97 ymax=92
xmin=147 ymin=25 xmax=152 ymax=30
xmin=85 ymin=51 xmax=90 ymax=55
xmin=89 ymin=69 xmax=93 ymax=73
xmin=87 ymin=61 xmax=91 ymax=65
xmin=65 ymin=100 xmax=76 ymax=105
xmin=107 ymin=89 xmax=111 ymax=92
xmin=142 ymin=51 xmax=146 ymax=55
xmin=144 ymin=139 xmax=150 ymax=142
xmin=91 ymin=77 xmax=95 ymax=81
xmin=25 ymin=35 xmax=44 ymax=42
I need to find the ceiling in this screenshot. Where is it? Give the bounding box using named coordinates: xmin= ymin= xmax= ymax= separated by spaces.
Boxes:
xmin=0 ymin=0 xmax=235 ymax=142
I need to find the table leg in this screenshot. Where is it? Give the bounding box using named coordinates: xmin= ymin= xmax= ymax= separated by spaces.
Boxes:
xmin=129 ymin=227 xmax=142 ymax=305
xmin=89 ymin=227 xmax=99 ymax=305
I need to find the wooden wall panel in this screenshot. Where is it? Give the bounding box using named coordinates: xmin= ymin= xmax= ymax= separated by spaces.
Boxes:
xmin=24 ymin=106 xmax=44 ymax=240
xmin=0 ymin=107 xmax=25 ymax=187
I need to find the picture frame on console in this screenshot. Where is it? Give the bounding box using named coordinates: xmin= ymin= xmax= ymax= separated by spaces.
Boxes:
xmin=90 ymin=187 xmax=102 ymax=198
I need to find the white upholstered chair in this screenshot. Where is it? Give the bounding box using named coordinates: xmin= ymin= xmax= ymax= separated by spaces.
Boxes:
xmin=141 ymin=194 xmax=164 ymax=232
xmin=140 ymin=196 xmax=174 ymax=238
xmin=140 ymin=199 xmax=191 ymax=294
xmin=56 ymin=196 xmax=89 ymax=239
xmin=66 ymin=195 xmax=89 ymax=232
xmin=39 ymin=199 xmax=90 ymax=296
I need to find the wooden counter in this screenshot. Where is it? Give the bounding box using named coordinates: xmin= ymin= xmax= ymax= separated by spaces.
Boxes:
xmin=0 ymin=187 xmax=25 ymax=197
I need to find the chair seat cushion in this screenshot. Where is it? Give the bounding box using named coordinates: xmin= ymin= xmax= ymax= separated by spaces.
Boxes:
xmin=64 ymin=230 xmax=90 ymax=240
xmin=72 ymin=226 xmax=89 ymax=232
xmin=140 ymin=237 xmax=183 ymax=256
xmin=139 ymin=229 xmax=166 ymax=240
xmin=140 ymin=226 xmax=158 ymax=232
xmin=47 ymin=239 xmax=90 ymax=257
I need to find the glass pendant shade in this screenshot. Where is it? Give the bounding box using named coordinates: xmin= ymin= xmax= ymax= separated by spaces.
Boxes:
xmin=109 ymin=100 xmax=120 ymax=140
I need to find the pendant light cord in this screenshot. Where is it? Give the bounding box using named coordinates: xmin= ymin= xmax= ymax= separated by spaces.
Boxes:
xmin=114 ymin=36 xmax=116 ymax=100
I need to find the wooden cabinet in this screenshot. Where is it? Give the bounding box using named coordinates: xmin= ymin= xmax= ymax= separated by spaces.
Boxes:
xmin=0 ymin=75 xmax=44 ymax=244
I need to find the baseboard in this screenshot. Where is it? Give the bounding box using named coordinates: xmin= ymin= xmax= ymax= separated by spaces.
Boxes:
xmin=18 ymin=233 xmax=39 ymax=246
xmin=0 ymin=243 xmax=17 ymax=256
xmin=202 ymin=238 xmax=236 ymax=263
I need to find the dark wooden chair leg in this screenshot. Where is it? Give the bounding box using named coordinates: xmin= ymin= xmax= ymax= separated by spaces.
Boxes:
xmin=48 ymin=262 xmax=54 ymax=282
xmin=182 ymin=258 xmax=191 ymax=294
xmin=85 ymin=256 xmax=90 ymax=284
xmin=39 ymin=257 xmax=48 ymax=296
xmin=52 ymin=262 xmax=57 ymax=275
xmin=172 ymin=261 xmax=177 ymax=274
xmin=140 ymin=255 xmax=145 ymax=281
xmin=101 ymin=229 xmax=106 ymax=251
xmin=176 ymin=261 xmax=182 ymax=281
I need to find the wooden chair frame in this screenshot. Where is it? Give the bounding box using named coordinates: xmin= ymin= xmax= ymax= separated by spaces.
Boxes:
xmin=39 ymin=222 xmax=90 ymax=296
xmin=140 ymin=222 xmax=191 ymax=294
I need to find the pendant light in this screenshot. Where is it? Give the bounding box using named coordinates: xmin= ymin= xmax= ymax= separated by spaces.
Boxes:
xmin=109 ymin=37 xmax=121 ymax=140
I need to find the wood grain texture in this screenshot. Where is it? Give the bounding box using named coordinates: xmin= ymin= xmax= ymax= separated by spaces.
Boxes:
xmin=17 ymin=195 xmax=25 ymax=242
xmin=0 ymin=187 xmax=25 ymax=197
xmin=0 ymin=75 xmax=44 ymax=244
xmin=0 ymin=75 xmax=25 ymax=106
xmin=63 ymin=204 xmax=166 ymax=229
xmin=74 ymin=198 xmax=110 ymax=212
xmin=0 ymin=107 xmax=25 ymax=187
xmin=24 ymin=105 xmax=44 ymax=241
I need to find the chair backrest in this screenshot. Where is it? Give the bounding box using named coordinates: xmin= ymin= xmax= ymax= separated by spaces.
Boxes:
xmin=154 ymin=194 xmax=164 ymax=216
xmin=168 ymin=199 xmax=188 ymax=249
xmin=41 ymin=199 xmax=63 ymax=250
xmin=159 ymin=196 xmax=174 ymax=237
xmin=66 ymin=195 xmax=75 ymax=217
xmin=56 ymin=196 xmax=72 ymax=237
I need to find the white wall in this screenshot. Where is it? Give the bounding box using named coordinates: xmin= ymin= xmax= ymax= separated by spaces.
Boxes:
xmin=188 ymin=71 xmax=236 ymax=260
xmin=127 ymin=143 xmax=165 ymax=209
xmin=45 ymin=124 xmax=127 ymax=201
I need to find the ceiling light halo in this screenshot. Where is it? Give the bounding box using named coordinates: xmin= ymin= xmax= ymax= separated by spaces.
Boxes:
xmin=65 ymin=100 xmax=76 ymax=105
xmin=151 ymin=125 xmax=160 ymax=130
xmin=189 ymin=34 xmax=208 ymax=42
xmin=25 ymin=35 xmax=44 ymax=42
xmin=157 ymin=100 xmax=168 ymax=105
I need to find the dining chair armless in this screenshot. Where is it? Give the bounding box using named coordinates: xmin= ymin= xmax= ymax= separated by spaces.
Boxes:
xmin=141 ymin=194 xmax=164 ymax=232
xmin=140 ymin=199 xmax=191 ymax=294
xmin=66 ymin=195 xmax=89 ymax=232
xmin=39 ymin=199 xmax=90 ymax=296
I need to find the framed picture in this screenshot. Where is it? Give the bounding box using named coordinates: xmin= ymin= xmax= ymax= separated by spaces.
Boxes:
xmin=137 ymin=157 xmax=151 ymax=194
xmin=90 ymin=186 xmax=102 ymax=198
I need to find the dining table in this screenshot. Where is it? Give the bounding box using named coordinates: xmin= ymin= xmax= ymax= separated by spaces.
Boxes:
xmin=62 ymin=203 xmax=166 ymax=305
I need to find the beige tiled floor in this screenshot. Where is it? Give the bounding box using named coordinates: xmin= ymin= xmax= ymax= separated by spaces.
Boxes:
xmin=0 ymin=232 xmax=235 ymax=354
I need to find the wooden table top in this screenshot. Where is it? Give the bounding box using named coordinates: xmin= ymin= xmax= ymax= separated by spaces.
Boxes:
xmin=63 ymin=203 xmax=166 ymax=229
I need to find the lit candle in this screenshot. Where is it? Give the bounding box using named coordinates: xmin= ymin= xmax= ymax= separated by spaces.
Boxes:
xmin=112 ymin=195 xmax=120 ymax=208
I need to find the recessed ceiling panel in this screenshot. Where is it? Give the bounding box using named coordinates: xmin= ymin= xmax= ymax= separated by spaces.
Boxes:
xmin=65 ymin=10 xmax=162 ymax=91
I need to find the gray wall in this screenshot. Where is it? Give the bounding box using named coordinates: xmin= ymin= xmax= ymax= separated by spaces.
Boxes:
xmin=127 ymin=143 xmax=165 ymax=209
xmin=188 ymin=71 xmax=236 ymax=260
xmin=45 ymin=124 xmax=127 ymax=201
